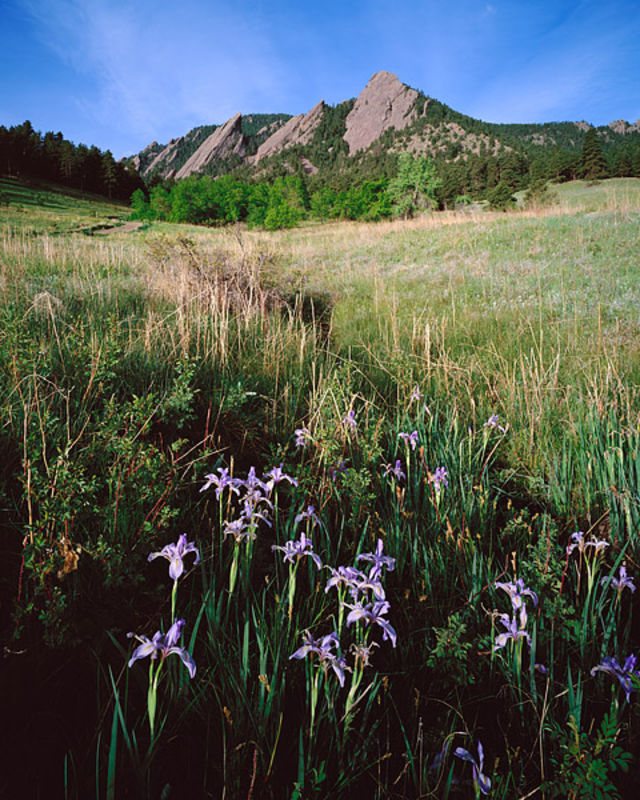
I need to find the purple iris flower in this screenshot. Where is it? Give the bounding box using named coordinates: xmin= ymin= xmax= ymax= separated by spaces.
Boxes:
xmin=495 ymin=578 xmax=538 ymax=611
xmin=356 ymin=539 xmax=396 ymax=581
xmin=345 ymin=600 xmax=397 ymax=647
xmin=493 ymin=606 xmax=531 ymax=651
xmin=342 ymin=409 xmax=357 ymax=433
xmin=410 ymin=385 xmax=424 ymax=404
xmin=272 ymin=532 xmax=323 ymax=569
xmin=294 ymin=427 xmax=310 ymax=449
xmin=325 ymin=565 xmax=386 ymax=601
xmin=567 ymin=531 xmax=609 ymax=555
xmin=484 ymin=414 xmax=506 ymax=433
xmin=223 ymin=518 xmax=254 ymax=543
xmin=328 ymin=459 xmax=347 ymax=480
xmin=383 ymin=459 xmax=406 ymax=482
xmin=264 ymin=464 xmax=298 ymax=492
xmin=290 ymin=630 xmax=348 ymax=687
xmin=200 ymin=467 xmax=240 ymax=499
xmin=295 ymin=505 xmax=321 ymax=527
xmin=399 ymin=430 xmax=419 ymax=450
xmin=591 ymin=653 xmax=640 ymax=703
xmin=241 ymin=497 xmax=272 ymax=527
xmin=601 ymin=564 xmax=636 ymax=596
xmin=128 ymin=619 xmax=196 ymax=678
xmin=430 ymin=466 xmax=449 ymax=492
xmin=454 ymin=741 xmax=491 ymax=796
xmin=241 ymin=466 xmax=267 ymax=494
xmin=148 ymin=534 xmax=200 ymax=581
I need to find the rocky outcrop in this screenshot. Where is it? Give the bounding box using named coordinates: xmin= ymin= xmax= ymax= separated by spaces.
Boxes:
xmin=254 ymin=101 xmax=325 ymax=161
xmin=343 ymin=71 xmax=419 ymax=154
xmin=609 ymin=119 xmax=640 ymax=135
xmin=175 ymin=113 xmax=246 ymax=179
xmin=143 ymin=137 xmax=187 ymax=178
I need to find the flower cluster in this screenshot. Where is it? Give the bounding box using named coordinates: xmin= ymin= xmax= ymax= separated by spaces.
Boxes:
xmin=294 ymin=427 xmax=311 ymax=449
xmin=398 ymin=430 xmax=419 ymax=450
xmin=272 ymin=531 xmax=322 ymax=569
xmin=567 ymin=530 xmax=609 ymax=556
xmin=290 ymin=539 xmax=397 ymax=686
xmin=430 ymin=466 xmax=449 ymax=493
xmin=493 ymin=578 xmax=537 ymax=652
xmin=202 ymin=463 xmax=298 ymax=543
xmin=342 ymin=409 xmax=358 ymax=433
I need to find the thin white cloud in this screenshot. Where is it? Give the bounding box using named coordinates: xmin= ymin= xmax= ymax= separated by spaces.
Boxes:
xmin=18 ymin=0 xmax=290 ymax=145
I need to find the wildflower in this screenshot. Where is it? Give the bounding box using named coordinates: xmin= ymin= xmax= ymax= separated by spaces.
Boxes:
xmin=272 ymin=532 xmax=323 ymax=569
xmin=454 ymin=741 xmax=492 ymax=796
xmin=325 ymin=565 xmax=386 ymax=601
xmin=399 ymin=430 xmax=419 ymax=450
xmin=567 ymin=531 xmax=609 ymax=555
xmin=535 ymin=663 xmax=549 ymax=675
xmin=200 ymin=467 xmax=240 ymax=499
xmin=601 ymin=564 xmax=636 ymax=596
xmin=484 ymin=413 xmax=506 ymax=433
xmin=591 ymin=653 xmax=640 ymax=703
xmin=383 ymin=459 xmax=406 ymax=482
xmin=263 ymin=464 xmax=298 ymax=492
xmin=495 ymin=577 xmax=538 ymax=611
xmin=295 ymin=505 xmax=321 ymax=527
xmin=356 ymin=538 xmax=396 ymax=581
xmin=342 ymin=409 xmax=357 ymax=433
xmin=241 ymin=466 xmax=267 ymax=494
xmin=148 ymin=533 xmax=200 ymax=581
xmin=290 ymin=630 xmax=348 ymax=687
xmin=493 ymin=606 xmax=531 ymax=651
xmin=351 ymin=640 xmax=379 ymax=668
xmin=128 ymin=619 xmax=196 ymax=678
xmin=430 ymin=466 xmax=449 ymax=492
xmin=410 ymin=385 xmax=424 ymax=404
xmin=294 ymin=427 xmax=310 ymax=449
xmin=328 ymin=459 xmax=347 ymax=480
xmin=345 ymin=600 xmax=397 ymax=647
xmin=223 ymin=518 xmax=255 ymax=543
xmin=240 ymin=499 xmax=272 ymax=528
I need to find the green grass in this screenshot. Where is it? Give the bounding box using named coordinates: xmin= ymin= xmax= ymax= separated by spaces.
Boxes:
xmin=2 ymin=176 xmax=640 ymax=798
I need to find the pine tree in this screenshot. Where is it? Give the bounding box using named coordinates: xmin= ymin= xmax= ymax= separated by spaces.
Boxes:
xmin=581 ymin=128 xmax=608 ymax=180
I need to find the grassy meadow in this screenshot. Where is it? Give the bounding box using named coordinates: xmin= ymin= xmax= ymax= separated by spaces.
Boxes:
xmin=1 ymin=177 xmax=640 ymax=798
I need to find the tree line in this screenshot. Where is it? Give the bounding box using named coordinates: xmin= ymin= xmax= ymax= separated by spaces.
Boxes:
xmin=0 ymin=120 xmax=145 ymax=202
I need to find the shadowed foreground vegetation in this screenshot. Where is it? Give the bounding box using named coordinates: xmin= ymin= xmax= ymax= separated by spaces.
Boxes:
xmin=1 ymin=178 xmax=640 ymax=798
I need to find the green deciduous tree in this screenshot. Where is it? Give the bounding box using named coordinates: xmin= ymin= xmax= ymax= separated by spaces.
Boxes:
xmin=388 ymin=152 xmax=442 ymax=218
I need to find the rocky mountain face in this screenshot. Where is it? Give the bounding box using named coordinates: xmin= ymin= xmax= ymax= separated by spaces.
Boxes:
xmin=128 ymin=71 xmax=640 ymax=181
xmin=254 ymin=100 xmax=325 ymax=161
xmin=175 ymin=113 xmax=246 ymax=178
xmin=343 ymin=71 xmax=419 ymax=153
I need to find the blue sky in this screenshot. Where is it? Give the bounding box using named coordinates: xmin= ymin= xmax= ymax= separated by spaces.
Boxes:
xmin=2 ymin=0 xmax=639 ymax=159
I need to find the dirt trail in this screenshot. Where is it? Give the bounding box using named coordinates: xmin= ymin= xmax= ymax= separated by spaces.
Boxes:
xmin=94 ymin=220 xmax=143 ymax=234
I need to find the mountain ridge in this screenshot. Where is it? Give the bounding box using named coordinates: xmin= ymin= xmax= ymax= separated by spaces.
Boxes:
xmin=128 ymin=70 xmax=640 ymax=183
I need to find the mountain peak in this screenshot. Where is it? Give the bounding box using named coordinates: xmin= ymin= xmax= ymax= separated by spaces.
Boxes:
xmin=344 ymin=71 xmax=419 ymax=153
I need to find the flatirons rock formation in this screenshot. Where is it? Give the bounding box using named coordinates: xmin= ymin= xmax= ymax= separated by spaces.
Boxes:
xmin=128 ymin=70 xmax=640 ymax=181
xmin=254 ymin=100 xmax=325 ymax=161
xmin=175 ymin=113 xmax=246 ymax=179
xmin=344 ymin=71 xmax=419 ymax=153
